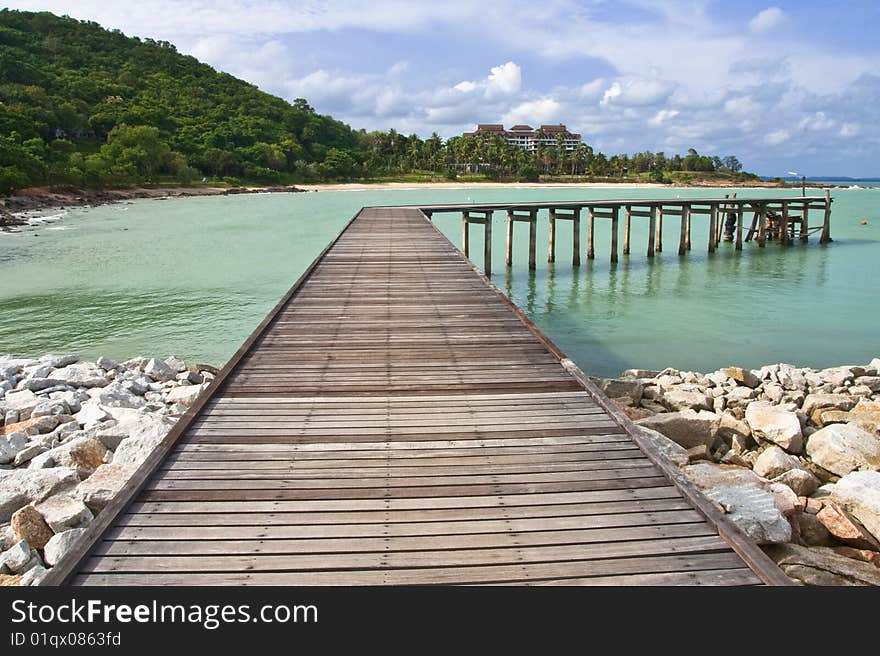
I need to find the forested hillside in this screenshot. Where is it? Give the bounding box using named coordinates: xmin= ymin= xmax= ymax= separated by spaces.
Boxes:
xmin=0 ymin=10 xmax=755 ymax=193
xmin=0 ymin=9 xmax=361 ymax=192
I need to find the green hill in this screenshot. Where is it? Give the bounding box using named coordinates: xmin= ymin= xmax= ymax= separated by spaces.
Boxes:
xmin=0 ymin=9 xmax=362 ymax=192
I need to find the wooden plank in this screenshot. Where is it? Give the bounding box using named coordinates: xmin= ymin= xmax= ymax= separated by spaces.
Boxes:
xmin=57 ymin=204 xmax=791 ymax=588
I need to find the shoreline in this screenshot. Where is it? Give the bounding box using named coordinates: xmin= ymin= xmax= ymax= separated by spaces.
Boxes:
xmin=1 ymin=352 xmax=878 ymax=586
xmin=1 ymin=178 xmax=824 ymax=227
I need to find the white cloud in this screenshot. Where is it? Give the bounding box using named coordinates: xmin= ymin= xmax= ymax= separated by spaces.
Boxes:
xmin=723 ymin=96 xmax=763 ymax=116
xmin=600 ymin=77 xmax=674 ymax=107
xmin=749 ymin=7 xmax=785 ymax=34
xmin=502 ymin=97 xmax=562 ymax=126
xmin=765 ymin=129 xmax=790 ymax=145
xmin=648 ymin=109 xmax=679 ymax=126
xmin=798 ymin=111 xmax=836 ymax=131
xmin=486 ymin=62 xmax=522 ymax=96
xmin=839 ymin=123 xmax=860 ymax=137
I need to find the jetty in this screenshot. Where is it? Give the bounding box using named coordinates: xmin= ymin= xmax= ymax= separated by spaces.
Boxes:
xmin=422 ymin=193 xmax=833 ymax=273
xmin=44 ymin=204 xmax=797 ymax=586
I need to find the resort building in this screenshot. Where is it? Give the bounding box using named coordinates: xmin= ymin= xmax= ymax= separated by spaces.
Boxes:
xmin=462 ymin=123 xmax=583 ymax=151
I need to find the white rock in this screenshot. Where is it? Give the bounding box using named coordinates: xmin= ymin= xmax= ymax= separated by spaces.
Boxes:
xmin=165 ymin=383 xmax=208 ymax=408
xmin=773 ymin=468 xmax=820 ymax=497
xmin=42 ymin=437 xmax=108 ymax=478
xmin=35 ymin=493 xmax=93 ymax=532
xmin=112 ymin=418 xmax=172 ymax=467
xmin=39 ymin=354 xmax=78 ymax=368
xmin=3 ymin=389 xmax=39 ymax=417
xmin=0 ymin=432 xmax=27 ymax=465
xmin=88 ymin=382 xmax=146 ymax=409
xmin=705 ymin=485 xmax=792 ymax=543
xmin=802 ymin=393 xmax=856 ymax=418
xmin=77 ymin=463 xmax=135 ymax=512
xmin=144 ymin=358 xmax=176 ymax=382
xmin=43 ymin=528 xmax=87 ymax=567
xmin=0 ymin=468 xmax=79 ymax=521
xmin=660 ymin=389 xmax=712 ymax=412
xmin=96 ymin=356 xmax=119 ymax=371
xmin=753 ymin=446 xmax=804 ymax=479
xmin=818 ymin=366 xmax=856 ymax=387
xmin=74 ymin=401 xmax=111 ymax=430
xmin=745 ymin=402 xmax=803 ymax=452
xmin=805 ymin=423 xmax=880 ymax=476
xmin=0 ymin=539 xmax=32 ymax=572
xmin=635 ymin=410 xmax=720 ymax=449
xmin=637 ymin=427 xmax=688 ymax=467
xmin=830 ymin=471 xmax=880 ymax=541
xmin=52 ymin=363 xmax=109 ymax=388
xmin=164 ymin=356 xmax=187 ymax=373
xmin=19 ymin=564 xmax=48 ymax=586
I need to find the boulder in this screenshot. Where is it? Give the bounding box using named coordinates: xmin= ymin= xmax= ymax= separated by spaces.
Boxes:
xmin=778 ymin=367 xmax=808 ymax=391
xmin=849 ymin=413 xmax=880 ymax=435
xmin=165 ymin=383 xmax=208 ymax=408
xmin=144 ymin=358 xmax=175 ymax=382
xmin=39 ymin=354 xmax=78 ymax=369
xmin=34 ymin=494 xmax=93 ymax=532
xmin=3 ymin=389 xmax=39 ymax=418
xmin=659 ymin=389 xmax=712 ymax=412
xmin=77 ymin=463 xmax=134 ymax=512
xmin=681 ymin=462 xmax=767 ymax=490
xmin=19 ymin=377 xmax=65 ymax=392
xmin=818 ymin=366 xmax=856 ymax=387
xmin=18 ymin=564 xmax=48 ymax=586
xmin=600 ymin=378 xmax=644 ymax=403
xmin=704 ymin=485 xmax=791 ymax=543
xmin=635 ymin=410 xmax=720 ymax=449
xmin=802 ymin=393 xmax=856 ymax=418
xmin=745 ymin=402 xmax=803 ymax=452
xmin=30 ymin=400 xmax=70 ymax=418
xmin=772 ymin=468 xmax=820 ymax=497
xmin=852 ymin=398 xmax=880 ymax=415
xmin=655 ymin=374 xmax=683 ymax=389
xmin=0 ymin=468 xmax=79 ymax=521
xmin=830 ymin=471 xmax=880 ymax=542
xmin=52 ymin=363 xmax=109 ymax=388
xmin=43 ymin=528 xmax=86 ymax=567
xmin=620 ymin=406 xmax=654 ymax=422
xmin=621 ymin=369 xmax=660 ymax=379
xmin=95 ymin=356 xmax=119 ymax=371
xmin=164 ymin=356 xmax=187 ymax=373
xmin=637 ymin=427 xmax=688 ymax=467
xmin=0 ymin=574 xmax=21 ymax=586
xmin=811 ymin=409 xmax=853 ymax=428
xmin=74 ymin=401 xmax=111 ymax=430
xmin=817 ymin=503 xmax=880 ymax=550
xmin=0 ymin=432 xmax=27 ymax=464
xmin=43 ymin=437 xmax=107 ymax=478
xmin=10 ymin=505 xmax=53 ymax=549
xmin=88 ymin=382 xmax=145 ymax=409
xmin=766 ymin=543 xmax=880 ymax=586
xmin=726 ymin=386 xmax=758 ymax=405
xmin=806 ymin=424 xmax=880 ymax=476
xmin=753 ymin=446 xmax=803 ymax=479
xmin=0 ymin=540 xmax=32 ymax=573
xmin=722 ymin=367 xmax=761 ymax=388
xmin=796 ymin=512 xmax=832 ymax=546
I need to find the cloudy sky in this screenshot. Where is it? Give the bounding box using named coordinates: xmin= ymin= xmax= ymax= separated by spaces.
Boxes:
xmin=8 ymin=1 xmax=880 ymax=176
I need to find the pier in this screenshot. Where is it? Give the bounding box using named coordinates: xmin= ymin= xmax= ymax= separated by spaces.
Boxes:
xmin=422 ymin=192 xmax=833 ymax=271
xmin=44 ymin=205 xmax=793 ymax=586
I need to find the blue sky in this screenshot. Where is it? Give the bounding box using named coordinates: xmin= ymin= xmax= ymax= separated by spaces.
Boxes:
xmin=7 ymin=1 xmax=880 ymax=176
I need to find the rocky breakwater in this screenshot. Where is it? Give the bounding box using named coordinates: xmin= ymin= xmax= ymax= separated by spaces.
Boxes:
xmin=595 ymin=359 xmax=880 ymax=586
xmin=0 ymin=354 xmax=218 ymax=586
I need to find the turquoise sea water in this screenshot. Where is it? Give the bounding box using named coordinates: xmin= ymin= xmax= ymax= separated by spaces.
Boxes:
xmin=0 ymin=186 xmax=878 ymax=378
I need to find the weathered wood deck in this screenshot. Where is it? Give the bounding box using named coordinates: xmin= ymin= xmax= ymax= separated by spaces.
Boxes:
xmin=47 ymin=206 xmax=791 ymax=586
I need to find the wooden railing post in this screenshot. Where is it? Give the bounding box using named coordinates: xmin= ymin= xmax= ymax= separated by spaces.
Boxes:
xmin=528 ymin=210 xmax=537 ymax=270
xmin=462 ymin=212 xmax=469 ymax=257
xmin=819 ymin=189 xmax=832 ymax=244
xmin=505 ymin=210 xmax=514 ymax=266
xmin=647 ymin=206 xmax=656 ymax=258
xmin=572 ymin=208 xmax=581 ymax=266
xmin=610 ymin=207 xmax=619 ymax=264
xmin=548 ymin=209 xmax=556 ymax=263
xmin=623 ymin=206 xmax=631 ymax=255
xmin=655 ymin=207 xmax=663 ymax=252
xmin=678 ymin=206 xmax=688 ymax=255
xmin=587 ymin=207 xmax=595 ymax=259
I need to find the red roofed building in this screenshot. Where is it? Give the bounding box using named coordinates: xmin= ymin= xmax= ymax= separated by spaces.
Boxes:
xmin=463 ymin=123 xmax=583 ymax=151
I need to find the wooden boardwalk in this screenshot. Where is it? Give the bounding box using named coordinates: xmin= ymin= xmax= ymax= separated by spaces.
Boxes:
xmin=48 ymin=206 xmax=791 ymax=586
